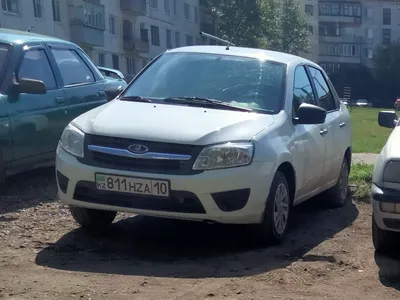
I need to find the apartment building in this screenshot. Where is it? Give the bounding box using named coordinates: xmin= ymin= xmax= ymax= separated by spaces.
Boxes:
xmin=300 ymin=0 xmax=400 ymax=74
xmin=0 ymin=0 xmax=213 ymax=77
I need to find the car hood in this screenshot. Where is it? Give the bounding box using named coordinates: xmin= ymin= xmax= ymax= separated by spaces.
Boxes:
xmin=72 ymin=100 xmax=275 ymax=145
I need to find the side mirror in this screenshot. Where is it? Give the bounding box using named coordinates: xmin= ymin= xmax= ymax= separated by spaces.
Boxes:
xmin=378 ymin=111 xmax=398 ymax=128
xmin=105 ymin=85 xmax=124 ymax=102
xmin=14 ymin=78 xmax=47 ymax=94
xmin=294 ymin=103 xmax=326 ymax=125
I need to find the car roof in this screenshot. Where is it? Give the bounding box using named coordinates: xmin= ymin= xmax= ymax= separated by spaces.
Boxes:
xmin=0 ymin=28 xmax=74 ymax=46
xmin=167 ymin=45 xmax=319 ymax=67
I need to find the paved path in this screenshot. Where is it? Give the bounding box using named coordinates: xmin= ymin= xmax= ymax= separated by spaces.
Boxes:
xmin=352 ymin=153 xmax=378 ymax=165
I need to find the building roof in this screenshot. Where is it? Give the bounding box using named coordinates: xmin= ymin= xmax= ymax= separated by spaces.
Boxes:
xmin=168 ymin=45 xmax=317 ymax=66
xmin=0 ymin=28 xmax=73 ymax=45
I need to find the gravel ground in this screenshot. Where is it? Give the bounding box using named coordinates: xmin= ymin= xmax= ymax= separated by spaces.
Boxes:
xmin=1 ymin=167 xmax=400 ymax=299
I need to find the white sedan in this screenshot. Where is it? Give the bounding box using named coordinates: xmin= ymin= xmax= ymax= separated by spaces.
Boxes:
xmin=372 ymin=110 xmax=400 ymax=252
xmin=56 ymin=46 xmax=352 ymax=244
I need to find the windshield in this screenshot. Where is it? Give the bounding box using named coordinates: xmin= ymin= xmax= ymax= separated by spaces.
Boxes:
xmin=122 ymin=52 xmax=287 ymax=113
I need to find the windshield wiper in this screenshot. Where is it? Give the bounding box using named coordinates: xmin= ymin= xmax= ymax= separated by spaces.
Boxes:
xmin=119 ymin=95 xmax=152 ymax=103
xmin=163 ymin=96 xmax=253 ymax=112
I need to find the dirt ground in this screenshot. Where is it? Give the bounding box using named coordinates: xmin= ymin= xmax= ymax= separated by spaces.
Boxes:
xmin=1 ymin=168 xmax=400 ymax=300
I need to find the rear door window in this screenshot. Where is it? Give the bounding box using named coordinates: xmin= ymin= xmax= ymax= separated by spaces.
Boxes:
xmin=51 ymin=49 xmax=95 ymax=86
xmin=0 ymin=43 xmax=11 ymax=85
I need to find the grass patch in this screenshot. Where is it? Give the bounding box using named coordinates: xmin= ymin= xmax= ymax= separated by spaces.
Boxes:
xmin=349 ymin=163 xmax=374 ymax=199
xmin=350 ymin=107 xmax=392 ymax=153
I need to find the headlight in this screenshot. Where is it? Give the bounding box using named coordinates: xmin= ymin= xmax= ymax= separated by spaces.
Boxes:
xmin=193 ymin=142 xmax=254 ymax=170
xmin=59 ymin=124 xmax=85 ymax=158
xmin=383 ymin=160 xmax=400 ymax=183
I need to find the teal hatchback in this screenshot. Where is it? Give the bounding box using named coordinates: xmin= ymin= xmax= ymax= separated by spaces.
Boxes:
xmin=0 ymin=28 xmax=127 ymax=180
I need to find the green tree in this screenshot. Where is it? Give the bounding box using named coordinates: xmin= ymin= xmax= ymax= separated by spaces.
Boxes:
xmin=207 ymin=0 xmax=311 ymax=54
xmin=373 ymin=44 xmax=400 ymax=107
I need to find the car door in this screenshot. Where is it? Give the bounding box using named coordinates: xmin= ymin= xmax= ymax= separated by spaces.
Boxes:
xmin=7 ymin=44 xmax=68 ymax=162
xmin=291 ymin=65 xmax=326 ymax=200
xmin=307 ymin=66 xmax=342 ymax=186
xmin=48 ymin=46 xmax=107 ymax=121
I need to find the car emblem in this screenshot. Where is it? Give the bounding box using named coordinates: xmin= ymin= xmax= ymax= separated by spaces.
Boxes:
xmin=128 ymin=144 xmax=148 ymax=154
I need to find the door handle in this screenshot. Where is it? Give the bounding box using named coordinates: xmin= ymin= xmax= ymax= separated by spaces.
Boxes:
xmin=339 ymin=122 xmax=346 ymax=128
xmin=55 ymin=96 xmax=65 ymax=104
xmin=98 ymin=90 xmax=106 ymax=97
xmin=320 ymin=128 xmax=328 ymax=135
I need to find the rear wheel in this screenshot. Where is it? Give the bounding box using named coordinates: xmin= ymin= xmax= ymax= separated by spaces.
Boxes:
xmin=254 ymin=171 xmax=291 ymax=245
xmin=324 ymin=157 xmax=350 ymax=208
xmin=372 ymin=215 xmax=397 ymax=253
xmin=69 ymin=206 xmax=117 ymax=230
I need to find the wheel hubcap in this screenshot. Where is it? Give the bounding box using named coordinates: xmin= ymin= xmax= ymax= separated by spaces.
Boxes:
xmin=339 ymin=162 xmax=349 ymax=201
xmin=274 ymin=183 xmax=289 ymax=235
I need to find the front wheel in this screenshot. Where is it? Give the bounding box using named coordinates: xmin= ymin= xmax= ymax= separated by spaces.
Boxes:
xmin=372 ymin=215 xmax=397 ymax=253
xmin=69 ymin=206 xmax=117 ymax=231
xmin=253 ymin=171 xmax=291 ymax=245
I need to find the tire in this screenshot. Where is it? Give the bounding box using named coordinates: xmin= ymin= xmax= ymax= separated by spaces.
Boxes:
xmin=372 ymin=215 xmax=397 ymax=254
xmin=324 ymin=157 xmax=350 ymax=208
xmin=253 ymin=171 xmax=291 ymax=245
xmin=69 ymin=206 xmax=117 ymax=230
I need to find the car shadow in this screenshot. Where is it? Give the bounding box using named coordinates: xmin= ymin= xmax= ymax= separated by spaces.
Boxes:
xmin=35 ymin=196 xmax=359 ymax=278
xmin=0 ymin=166 xmax=57 ymax=215
xmin=374 ymin=249 xmax=400 ymax=290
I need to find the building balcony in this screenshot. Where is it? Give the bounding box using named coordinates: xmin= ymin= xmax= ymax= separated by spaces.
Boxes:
xmin=120 ymin=0 xmax=147 ymax=15
xmin=318 ymin=15 xmax=361 ymax=24
xmin=69 ymin=0 xmax=105 ymax=47
xmin=123 ymin=37 xmax=149 ymax=53
xmin=319 ymin=35 xmax=373 ymax=44
xmin=318 ymin=55 xmax=361 ymax=64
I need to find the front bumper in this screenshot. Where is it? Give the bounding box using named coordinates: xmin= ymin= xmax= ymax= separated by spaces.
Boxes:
xmin=56 ymin=147 xmax=276 ymax=224
xmin=372 ymin=183 xmax=400 ymax=232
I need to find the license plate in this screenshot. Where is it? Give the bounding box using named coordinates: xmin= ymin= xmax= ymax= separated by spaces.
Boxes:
xmin=95 ymin=173 xmax=170 ymax=197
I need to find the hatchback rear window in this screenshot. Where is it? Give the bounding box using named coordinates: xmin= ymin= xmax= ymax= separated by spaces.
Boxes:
xmin=124 ymin=52 xmax=287 ymax=113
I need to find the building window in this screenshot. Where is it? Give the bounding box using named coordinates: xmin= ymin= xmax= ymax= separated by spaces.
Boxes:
xmin=364 ymin=7 xmax=372 ymax=18
xmin=98 ymin=53 xmax=105 ymax=67
xmin=126 ymin=57 xmax=135 ymax=75
xmin=109 ymin=15 xmax=116 ymax=35
xmin=305 ymin=4 xmax=313 ymax=16
xmin=308 ymin=25 xmax=313 ymax=35
xmin=319 ymin=43 xmax=359 ymax=57
xmin=151 ymin=25 xmax=160 ymax=46
xmin=184 ymin=3 xmax=190 ymax=20
xmin=175 ymin=31 xmax=180 ymax=47
xmin=173 ymin=0 xmax=177 ymax=15
xmin=52 ymin=0 xmax=60 ymax=22
xmin=164 ymin=0 xmax=170 ymax=13
xmin=140 ymin=23 xmax=148 ymax=41
xmin=194 ymin=7 xmax=198 ymax=22
xmin=383 ymin=8 xmax=391 ymax=25
xmin=2 ymin=0 xmax=18 ymax=13
xmin=112 ymin=54 xmax=119 ymax=70
xmin=149 ymin=0 xmax=158 ymax=9
xmin=319 ymin=23 xmax=340 ymax=36
xmin=365 ymin=28 xmax=373 ymax=39
xmin=364 ymin=48 xmax=373 ymax=59
xmin=166 ymin=29 xmax=172 ymax=48
xmin=186 ymin=34 xmax=193 ymax=46
xmin=33 ymin=0 xmax=43 ymax=18
xmin=382 ymin=28 xmax=391 ymax=44
xmin=319 ymin=3 xmax=361 ymax=17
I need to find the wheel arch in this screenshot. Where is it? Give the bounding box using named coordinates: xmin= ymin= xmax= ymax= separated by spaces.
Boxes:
xmin=276 ymin=161 xmax=296 ymax=204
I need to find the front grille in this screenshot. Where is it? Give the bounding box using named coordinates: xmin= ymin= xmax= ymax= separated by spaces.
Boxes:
xmin=78 ymin=134 xmax=204 ymax=175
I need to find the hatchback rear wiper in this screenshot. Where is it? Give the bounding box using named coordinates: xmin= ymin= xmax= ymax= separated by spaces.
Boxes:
xmin=119 ymin=95 xmax=152 ymax=103
xmin=164 ymin=96 xmax=253 ymax=112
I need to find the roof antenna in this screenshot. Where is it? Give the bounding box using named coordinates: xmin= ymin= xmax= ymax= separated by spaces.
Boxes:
xmin=200 ymin=31 xmax=235 ymax=47
xmin=27 ymin=25 xmax=35 ymax=32
xmin=226 ymin=19 xmax=243 ymax=50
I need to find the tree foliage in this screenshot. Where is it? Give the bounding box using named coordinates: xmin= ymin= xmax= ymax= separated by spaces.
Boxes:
xmin=207 ymin=0 xmax=311 ymax=55
xmin=373 ymin=44 xmax=400 ymax=106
